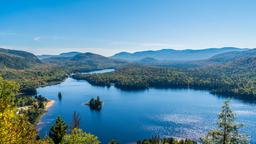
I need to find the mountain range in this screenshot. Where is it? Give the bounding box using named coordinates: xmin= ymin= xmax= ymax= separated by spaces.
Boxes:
xmin=37 ymin=52 xmax=82 ymax=60
xmin=111 ymin=47 xmax=248 ymax=62
xmin=41 ymin=52 xmax=126 ymax=72
xmin=0 ymin=47 xmax=255 ymax=70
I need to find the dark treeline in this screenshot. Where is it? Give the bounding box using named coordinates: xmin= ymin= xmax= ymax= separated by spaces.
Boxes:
xmin=73 ymin=64 xmax=256 ymax=100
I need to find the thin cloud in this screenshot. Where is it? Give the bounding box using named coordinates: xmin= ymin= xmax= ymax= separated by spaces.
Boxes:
xmin=0 ymin=32 xmax=19 ymax=36
xmin=33 ymin=36 xmax=66 ymax=41
xmin=33 ymin=36 xmax=41 ymax=41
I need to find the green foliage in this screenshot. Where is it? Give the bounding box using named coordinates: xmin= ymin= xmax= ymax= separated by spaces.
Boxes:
xmin=137 ymin=136 xmax=196 ymax=144
xmin=16 ymin=94 xmax=48 ymax=124
xmin=49 ymin=116 xmax=68 ymax=144
xmin=1 ymin=65 xmax=69 ymax=95
xmin=201 ymin=101 xmax=248 ymax=144
xmin=15 ymin=95 xmax=34 ymax=107
xmin=0 ymin=77 xmax=39 ymax=144
xmin=73 ymin=65 xmax=188 ymax=90
xmin=62 ymin=128 xmax=100 ymax=144
xmin=37 ymin=137 xmax=55 ymax=144
xmin=25 ymin=106 xmax=44 ymax=124
xmin=0 ymin=77 xmax=19 ymax=113
xmin=0 ymin=109 xmax=39 ymax=144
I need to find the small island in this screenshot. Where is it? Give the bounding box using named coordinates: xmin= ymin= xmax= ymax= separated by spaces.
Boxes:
xmin=85 ymin=96 xmax=102 ymax=111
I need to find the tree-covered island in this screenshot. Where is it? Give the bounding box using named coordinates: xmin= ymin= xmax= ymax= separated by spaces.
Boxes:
xmin=85 ymin=96 xmax=103 ymax=111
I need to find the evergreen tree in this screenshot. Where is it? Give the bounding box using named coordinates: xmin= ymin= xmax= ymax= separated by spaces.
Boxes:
xmin=49 ymin=116 xmax=68 ymax=144
xmin=201 ymin=101 xmax=248 ymax=144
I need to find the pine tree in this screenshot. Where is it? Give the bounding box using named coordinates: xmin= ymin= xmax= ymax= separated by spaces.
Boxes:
xmin=49 ymin=116 xmax=68 ymax=144
xmin=201 ymin=101 xmax=248 ymax=144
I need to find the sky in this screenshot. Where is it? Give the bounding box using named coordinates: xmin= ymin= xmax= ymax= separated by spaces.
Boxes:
xmin=0 ymin=0 xmax=256 ymax=56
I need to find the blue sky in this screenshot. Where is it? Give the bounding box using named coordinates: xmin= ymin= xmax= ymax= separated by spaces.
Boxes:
xmin=0 ymin=0 xmax=256 ymax=56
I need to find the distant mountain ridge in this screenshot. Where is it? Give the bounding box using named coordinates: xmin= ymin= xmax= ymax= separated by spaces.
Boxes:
xmin=209 ymin=49 xmax=256 ymax=63
xmin=60 ymin=52 xmax=82 ymax=57
xmin=112 ymin=47 xmax=248 ymax=62
xmin=38 ymin=52 xmax=82 ymax=60
xmin=42 ymin=52 xmax=126 ymax=71
xmin=0 ymin=48 xmax=41 ymax=69
xmin=205 ymin=49 xmax=256 ymax=74
xmin=42 ymin=52 xmax=109 ymax=62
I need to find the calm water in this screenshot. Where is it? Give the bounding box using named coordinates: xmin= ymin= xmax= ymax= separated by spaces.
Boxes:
xmin=37 ymin=69 xmax=256 ymax=143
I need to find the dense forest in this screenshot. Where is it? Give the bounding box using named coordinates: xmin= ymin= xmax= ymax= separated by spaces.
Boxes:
xmin=1 ymin=65 xmax=69 ymax=95
xmin=73 ymin=62 xmax=256 ymax=101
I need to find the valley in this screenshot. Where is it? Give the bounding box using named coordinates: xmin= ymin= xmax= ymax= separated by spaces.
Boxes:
xmin=2 ymin=2 xmax=255 ymax=143
xmin=37 ymin=69 xmax=256 ymax=143
xmin=0 ymin=47 xmax=255 ymax=143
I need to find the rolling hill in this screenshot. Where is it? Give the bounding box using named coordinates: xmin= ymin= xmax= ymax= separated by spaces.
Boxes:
xmin=112 ymin=47 xmax=246 ymax=62
xmin=37 ymin=52 xmax=82 ymax=60
xmin=208 ymin=48 xmax=256 ymax=63
xmin=42 ymin=52 xmax=127 ymax=72
xmin=0 ymin=48 xmax=41 ymax=69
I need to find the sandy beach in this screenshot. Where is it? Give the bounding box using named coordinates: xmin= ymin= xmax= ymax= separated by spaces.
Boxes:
xmin=45 ymin=100 xmax=55 ymax=111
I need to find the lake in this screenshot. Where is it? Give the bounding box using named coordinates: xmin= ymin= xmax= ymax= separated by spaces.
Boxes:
xmin=37 ymin=69 xmax=256 ymax=143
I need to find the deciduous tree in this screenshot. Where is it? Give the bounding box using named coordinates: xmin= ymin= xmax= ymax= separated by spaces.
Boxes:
xmin=62 ymin=128 xmax=100 ymax=144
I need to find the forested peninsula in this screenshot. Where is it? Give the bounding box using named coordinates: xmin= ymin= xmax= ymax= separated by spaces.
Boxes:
xmin=73 ymin=60 xmax=256 ymax=101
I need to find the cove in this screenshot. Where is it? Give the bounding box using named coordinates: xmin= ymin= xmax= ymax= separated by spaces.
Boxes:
xmin=37 ymin=69 xmax=256 ymax=143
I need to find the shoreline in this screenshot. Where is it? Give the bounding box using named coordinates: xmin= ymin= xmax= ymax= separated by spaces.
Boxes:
xmin=45 ymin=99 xmax=55 ymax=111
xmin=36 ymin=99 xmax=55 ymax=129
